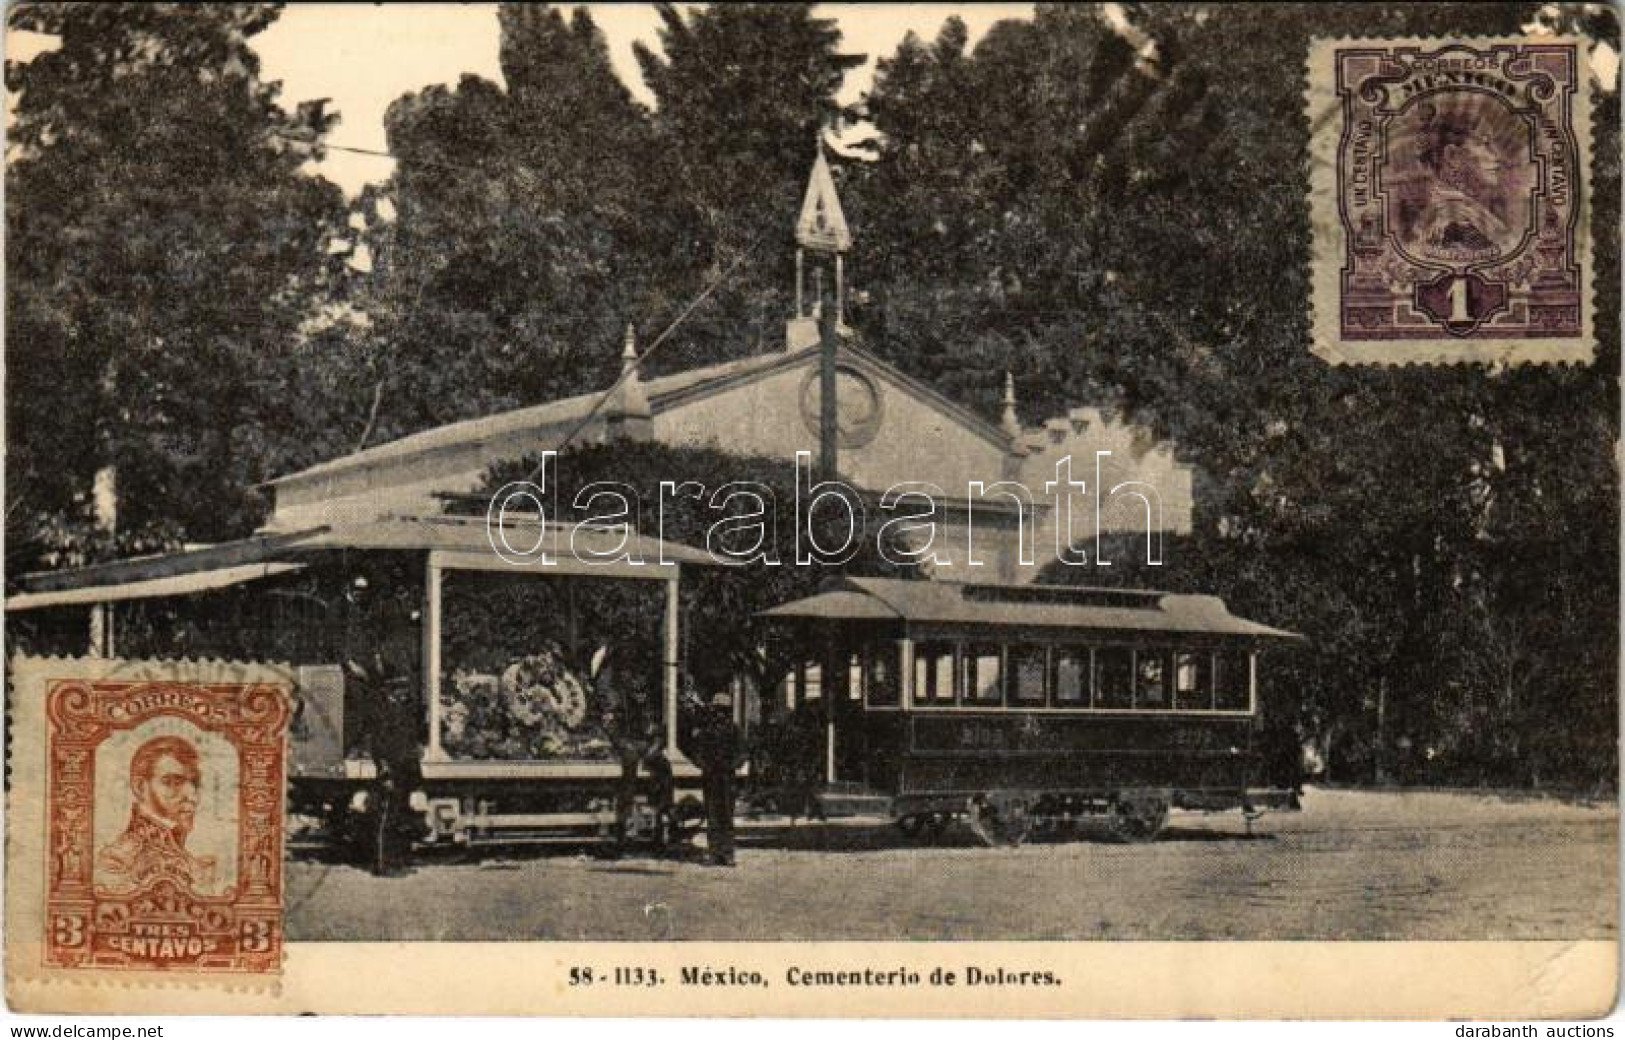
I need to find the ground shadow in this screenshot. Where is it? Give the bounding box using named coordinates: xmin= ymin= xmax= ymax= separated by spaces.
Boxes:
xmin=291 ymin=814 xmax=1278 ymax=868
xmin=1157 ymin=824 xmax=1277 ymax=843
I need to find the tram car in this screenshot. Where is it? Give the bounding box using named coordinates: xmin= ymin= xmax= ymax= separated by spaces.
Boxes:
xmin=8 ymin=514 xmax=725 ymax=856
xmin=759 ymin=577 xmax=1304 ymax=844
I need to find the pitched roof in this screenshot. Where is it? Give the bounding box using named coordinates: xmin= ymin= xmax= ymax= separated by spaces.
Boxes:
xmin=270 ymin=336 xmax=1019 ymax=490
xmin=269 ymin=347 xmax=810 ymax=487
xmin=14 ymin=515 xmax=724 ymax=603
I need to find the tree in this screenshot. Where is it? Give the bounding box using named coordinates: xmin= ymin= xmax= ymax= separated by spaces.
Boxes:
xmin=348 ymin=3 xmax=870 ymax=452
xmin=863 ymin=2 xmax=1619 ymax=787
xmin=5 ymin=2 xmax=345 ymax=570
xmin=352 ymin=3 xmax=660 ymax=448
xmin=634 ymin=3 xmax=866 ymax=370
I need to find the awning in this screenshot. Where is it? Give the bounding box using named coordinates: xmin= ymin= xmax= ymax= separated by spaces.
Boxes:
xmin=7 ymin=562 xmax=305 ymax=612
xmin=11 ymin=515 xmax=731 ymax=604
xmin=284 ymin=515 xmax=725 ymax=568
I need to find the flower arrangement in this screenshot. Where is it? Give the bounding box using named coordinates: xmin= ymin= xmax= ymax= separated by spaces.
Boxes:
xmin=440 ymin=644 xmax=612 ymax=761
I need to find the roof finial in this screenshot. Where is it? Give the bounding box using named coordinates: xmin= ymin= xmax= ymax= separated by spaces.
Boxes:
xmin=621 ymin=323 xmax=638 ymax=373
xmin=1000 ymin=372 xmax=1022 ymax=439
xmin=605 ymin=322 xmax=651 ymax=439
xmin=795 ymin=137 xmax=851 ymax=254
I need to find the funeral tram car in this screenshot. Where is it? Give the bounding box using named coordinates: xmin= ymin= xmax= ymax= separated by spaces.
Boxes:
xmin=9 ymin=514 xmax=726 ymax=857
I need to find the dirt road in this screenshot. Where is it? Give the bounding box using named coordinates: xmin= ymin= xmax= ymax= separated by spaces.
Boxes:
xmin=285 ymin=787 xmax=1616 ymax=940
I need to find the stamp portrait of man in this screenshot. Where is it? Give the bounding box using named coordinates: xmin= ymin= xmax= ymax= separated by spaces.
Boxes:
xmin=1396 ymin=99 xmax=1528 ymax=263
xmin=94 ymin=734 xmax=220 ymax=896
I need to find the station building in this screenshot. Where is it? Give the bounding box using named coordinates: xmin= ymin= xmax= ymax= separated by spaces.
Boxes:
xmin=266 ymin=150 xmax=1194 ymax=581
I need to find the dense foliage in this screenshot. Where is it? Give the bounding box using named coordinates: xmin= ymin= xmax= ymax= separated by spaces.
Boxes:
xmin=5 ymin=2 xmax=345 ymax=567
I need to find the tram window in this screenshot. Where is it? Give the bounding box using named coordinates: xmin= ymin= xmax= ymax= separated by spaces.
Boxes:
xmin=1052 ymin=648 xmax=1088 ymax=705
xmin=962 ymin=643 xmax=1003 ymax=705
xmin=1174 ymin=651 xmax=1213 ymax=710
xmin=1136 ymin=650 xmax=1171 ymax=708
xmin=1216 ymin=649 xmax=1251 ymax=710
xmin=802 ymin=661 xmax=823 ymax=702
xmin=865 ymin=643 xmax=900 ymax=706
xmin=848 ymin=653 xmax=864 ymax=701
xmin=914 ymin=642 xmax=956 ymax=705
xmin=1095 ymin=647 xmax=1134 ymax=708
xmin=1009 ymin=645 xmax=1048 ymax=705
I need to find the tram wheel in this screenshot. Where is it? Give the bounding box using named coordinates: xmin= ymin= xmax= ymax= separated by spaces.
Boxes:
xmin=967 ymin=792 xmax=1034 ymax=848
xmin=896 ymin=813 xmax=950 ymax=842
xmin=1108 ymin=795 xmax=1168 ymax=843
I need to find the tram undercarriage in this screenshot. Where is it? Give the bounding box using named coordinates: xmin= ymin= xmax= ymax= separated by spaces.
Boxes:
xmin=899 ymin=785 xmax=1300 ymax=846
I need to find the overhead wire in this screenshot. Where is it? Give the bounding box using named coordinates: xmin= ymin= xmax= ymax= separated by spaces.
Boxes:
xmin=520 ymin=233 xmax=767 ymax=484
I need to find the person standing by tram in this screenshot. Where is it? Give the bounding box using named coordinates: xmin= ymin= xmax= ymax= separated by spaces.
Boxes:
xmin=639 ymin=718 xmax=675 ymax=851
xmin=342 ymin=574 xmax=424 ymax=876
xmin=594 ymin=642 xmax=656 ymax=857
xmin=690 ymin=683 xmax=742 ymax=867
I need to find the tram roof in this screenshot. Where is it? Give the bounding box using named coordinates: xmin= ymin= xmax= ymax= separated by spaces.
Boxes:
xmin=761 ymin=577 xmax=1303 ymax=641
xmin=11 ymin=515 xmax=722 ymax=609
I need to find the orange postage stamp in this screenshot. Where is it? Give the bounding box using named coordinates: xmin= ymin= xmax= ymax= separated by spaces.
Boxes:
xmin=8 ymin=656 xmax=293 ymax=993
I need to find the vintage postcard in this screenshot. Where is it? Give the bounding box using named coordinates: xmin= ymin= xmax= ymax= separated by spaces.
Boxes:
xmin=3 ymin=1 xmax=1619 ymax=1023
xmin=1308 ymin=35 xmax=1596 ymax=365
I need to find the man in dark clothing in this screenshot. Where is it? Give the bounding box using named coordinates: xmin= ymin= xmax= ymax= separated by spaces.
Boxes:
xmin=596 ymin=644 xmax=655 ymax=856
xmin=638 ymin=721 xmax=675 ymax=850
xmin=691 ymin=691 xmax=741 ymax=866
xmin=343 ymin=576 xmax=424 ymax=876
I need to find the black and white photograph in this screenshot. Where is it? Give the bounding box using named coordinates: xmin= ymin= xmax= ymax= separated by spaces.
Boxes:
xmin=3 ymin=1 xmax=1619 ymax=1021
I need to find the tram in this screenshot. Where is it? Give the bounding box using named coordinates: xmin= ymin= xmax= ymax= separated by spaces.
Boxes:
xmin=8 ymin=514 xmax=725 ymax=853
xmin=759 ymin=576 xmax=1304 ymax=844
xmin=10 ymin=523 xmax=1304 ymax=853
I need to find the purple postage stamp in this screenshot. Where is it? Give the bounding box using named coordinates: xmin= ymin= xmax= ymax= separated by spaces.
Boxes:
xmin=1307 ymin=37 xmax=1594 ymax=365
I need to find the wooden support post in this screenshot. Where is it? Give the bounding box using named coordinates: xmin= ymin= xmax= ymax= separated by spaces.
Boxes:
xmin=826 ymin=711 xmax=837 ymax=784
xmin=664 ymin=573 xmax=681 ymax=754
xmin=423 ymin=558 xmax=444 ymax=761
xmin=1210 ymin=650 xmax=1220 ymax=711
xmin=899 ymin=636 xmax=914 ymax=710
xmin=824 ymin=630 xmax=837 ymax=785
xmin=1249 ymin=650 xmax=1259 ymax=715
xmin=89 ymin=603 xmax=112 ymax=658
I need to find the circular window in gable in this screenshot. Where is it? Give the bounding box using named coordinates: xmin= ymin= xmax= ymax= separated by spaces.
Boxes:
xmin=799 ymin=364 xmax=884 ymax=449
